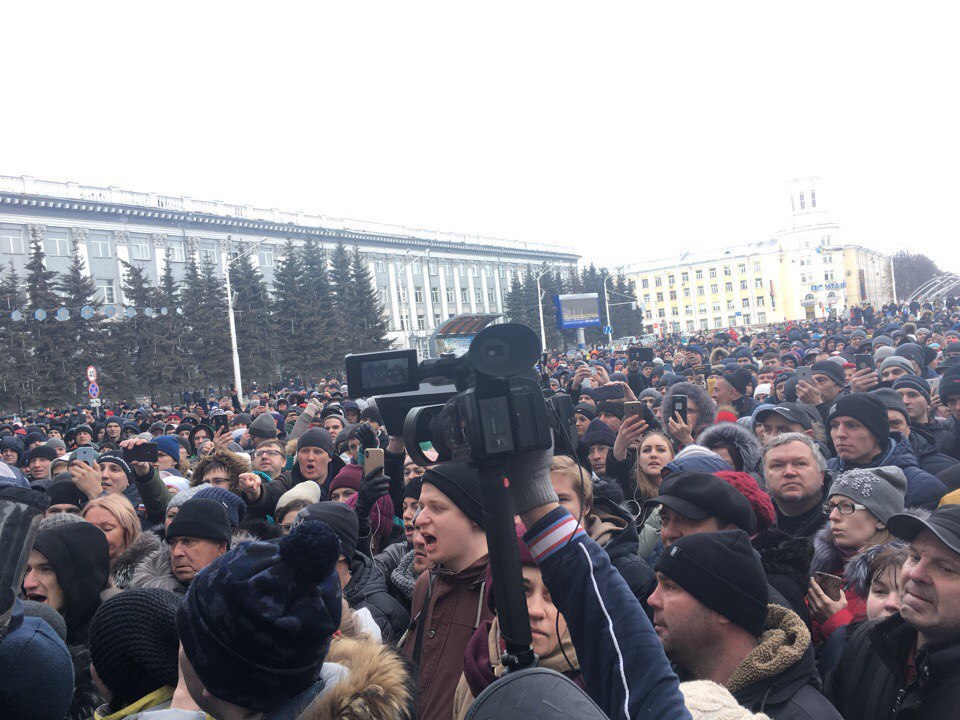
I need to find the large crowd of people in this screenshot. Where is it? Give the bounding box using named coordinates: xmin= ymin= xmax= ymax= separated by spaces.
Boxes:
xmin=5 ymin=298 xmax=960 ymax=719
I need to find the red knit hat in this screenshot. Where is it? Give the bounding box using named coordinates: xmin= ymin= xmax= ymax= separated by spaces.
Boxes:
xmin=328 ymin=463 xmax=363 ymax=494
xmin=714 ymin=470 xmax=775 ymax=533
xmin=715 ymin=410 xmax=738 ymax=424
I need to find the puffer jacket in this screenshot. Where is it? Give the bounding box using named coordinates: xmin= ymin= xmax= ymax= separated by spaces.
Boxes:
xmin=723 ymin=605 xmax=843 ymax=720
xmin=344 ymin=552 xmax=410 ymax=643
xmin=696 ymin=422 xmax=763 ymax=474
xmin=908 ymin=427 xmax=957 ymax=477
xmin=827 ymin=612 xmax=960 ymax=720
xmin=827 ymin=432 xmax=946 ymax=508
xmin=110 ymin=531 xmax=164 ymax=590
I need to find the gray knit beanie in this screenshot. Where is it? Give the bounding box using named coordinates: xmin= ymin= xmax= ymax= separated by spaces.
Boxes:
xmin=828 ymin=466 xmax=906 ymax=523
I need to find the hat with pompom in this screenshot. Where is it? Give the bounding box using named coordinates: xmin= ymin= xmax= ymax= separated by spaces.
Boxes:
xmin=177 ymin=521 xmax=343 ymax=712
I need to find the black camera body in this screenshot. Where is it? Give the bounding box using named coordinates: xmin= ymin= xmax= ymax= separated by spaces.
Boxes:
xmin=346 ymin=324 xmax=574 ymax=467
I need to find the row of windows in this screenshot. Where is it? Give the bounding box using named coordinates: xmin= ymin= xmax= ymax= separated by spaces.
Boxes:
xmin=644 ymin=277 xmax=764 ymax=303
xmin=394 ymin=286 xmax=496 ymax=307
xmin=646 ymin=296 xmax=766 ymax=318
xmin=642 ymin=263 xmax=763 ymax=288
xmin=373 ymin=258 xmax=515 ymax=279
xmin=657 ymin=313 xmax=768 ymax=333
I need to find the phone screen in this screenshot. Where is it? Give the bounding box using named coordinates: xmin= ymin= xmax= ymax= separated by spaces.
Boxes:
xmin=672 ymin=394 xmax=688 ymax=424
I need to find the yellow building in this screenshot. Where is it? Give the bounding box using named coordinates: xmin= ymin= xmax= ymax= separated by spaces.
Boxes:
xmin=622 ymin=178 xmax=894 ymax=334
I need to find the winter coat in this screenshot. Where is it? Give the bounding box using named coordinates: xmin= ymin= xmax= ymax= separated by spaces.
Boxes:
xmin=244 ymin=458 xmax=344 ymax=519
xmin=522 ymin=506 xmax=691 ymax=720
xmin=723 ymin=604 xmax=843 ymax=720
xmin=731 ymin=393 xmax=761 ymax=419
xmin=908 ymin=427 xmax=957 ymax=477
xmin=400 ymin=555 xmax=492 ymax=720
xmin=751 ymin=529 xmax=813 ymax=629
xmin=809 ymin=525 xmax=869 ymax=645
xmin=344 ymin=552 xmax=410 ymax=643
xmin=827 ymin=612 xmax=960 ymax=720
xmin=129 ymin=529 xmax=253 ymax=595
xmin=451 ymin=615 xmax=581 ymax=720
xmin=586 ymin=496 xmax=656 ymax=604
xmin=827 ymin=432 xmax=946 ymax=509
xmin=110 ymin=531 xmax=164 ymax=590
xmin=935 ymin=416 xmax=960 ymax=460
xmin=697 ymin=422 xmax=763 ymax=474
xmin=130 ymin=467 xmax=173 ymax=528
xmin=373 ymin=538 xmax=408 ymax=582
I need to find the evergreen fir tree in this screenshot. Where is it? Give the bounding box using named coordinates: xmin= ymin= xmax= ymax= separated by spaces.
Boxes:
xmin=271 ymin=240 xmax=309 ymax=381
xmin=23 ymin=237 xmax=72 ymax=406
xmin=349 ymin=245 xmax=391 ymax=352
xmin=178 ymin=254 xmax=207 ymax=390
xmin=0 ymin=262 xmax=29 ymax=407
xmin=58 ymin=239 xmax=111 ymax=399
xmin=299 ymin=237 xmax=339 ymax=377
xmin=197 ymin=259 xmax=232 ymax=392
xmin=154 ymin=251 xmax=190 ymax=402
xmin=112 ymin=261 xmax=157 ymax=400
xmin=227 ymin=241 xmax=277 ymax=386
xmin=328 ymin=242 xmax=355 ymax=351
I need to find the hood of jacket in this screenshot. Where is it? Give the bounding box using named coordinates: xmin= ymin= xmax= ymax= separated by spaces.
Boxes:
xmin=663 ymin=445 xmax=734 ymax=477
xmin=111 ymin=531 xmax=164 ymax=590
xmin=344 ymin=552 xmax=390 ymax=606
xmin=729 ymin=604 xmax=821 ymax=707
xmin=586 ymin=495 xmax=637 ymax=560
xmin=810 ymin=522 xmax=849 ymax=576
xmin=696 ymin=422 xmax=763 ymax=473
xmin=300 ymin=637 xmax=410 ymax=720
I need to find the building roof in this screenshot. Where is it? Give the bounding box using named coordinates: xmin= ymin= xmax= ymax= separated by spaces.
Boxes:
xmin=0 ymin=175 xmax=578 ymax=262
xmin=619 ymin=239 xmax=780 ymax=274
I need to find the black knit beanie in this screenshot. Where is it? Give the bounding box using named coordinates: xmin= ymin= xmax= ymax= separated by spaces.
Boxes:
xmin=89 ymin=589 xmax=180 ymax=710
xmin=422 ymin=462 xmax=484 ymax=527
xmin=811 ymin=360 xmax=846 ymax=388
xmin=723 ymin=367 xmax=755 ymax=395
xmin=98 ymin=450 xmax=136 ymax=487
xmin=166 ymin=498 xmax=232 ymax=545
xmin=297 ymin=501 xmax=359 ymax=562
xmin=404 ymin=475 xmax=424 ymax=501
xmin=45 ymin=479 xmax=88 ymax=510
xmin=828 ymin=393 xmax=891 ymax=447
xmin=655 ymin=530 xmax=769 ymax=637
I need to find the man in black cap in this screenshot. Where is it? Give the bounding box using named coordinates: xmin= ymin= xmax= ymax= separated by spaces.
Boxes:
xmin=165 ymin=498 xmax=232 ymax=589
xmin=26 ymin=444 xmax=58 ymax=489
xmin=711 ymin=367 xmax=759 ymax=418
xmin=401 ymin=461 xmax=491 ymax=720
xmin=826 ymin=393 xmax=945 ymax=508
xmin=753 ymin=403 xmax=816 ymax=444
xmin=649 ymin=530 xmax=842 ymax=719
xmin=44 ymin=479 xmax=87 ymax=516
xmin=797 ymin=359 xmax=847 ymax=425
xmin=73 ymin=424 xmax=95 ymax=449
xmin=829 ymin=504 xmax=960 ymax=719
xmin=595 ymin=401 xmax=624 ymax=433
xmin=643 ymin=471 xmax=756 ymax=549
xmin=873 ymin=388 xmax=955 ymax=477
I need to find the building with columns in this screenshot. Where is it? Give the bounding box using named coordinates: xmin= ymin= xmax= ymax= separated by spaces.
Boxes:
xmin=621 ymin=178 xmax=895 ymax=334
xmin=0 ymin=176 xmax=578 ymax=353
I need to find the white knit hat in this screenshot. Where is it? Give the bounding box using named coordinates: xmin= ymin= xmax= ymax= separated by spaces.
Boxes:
xmin=680 ymin=681 xmax=771 ymax=720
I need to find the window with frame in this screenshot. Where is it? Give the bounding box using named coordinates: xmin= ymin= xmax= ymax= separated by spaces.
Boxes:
xmin=656 ymin=292 xmax=664 ymax=302
xmin=45 ymin=229 xmax=71 ymax=257
xmin=738 ymin=264 xmax=746 ymax=274
xmin=167 ymin=239 xmax=186 ymax=262
xmin=709 ymin=268 xmax=717 ymax=278
xmin=755 ymin=278 xmax=763 ymax=288
xmin=645 ymin=310 xmax=652 ymax=319
xmin=711 ymin=284 xmax=719 ymax=293
xmin=0 ymin=226 xmax=25 ymax=254
xmin=757 ymin=312 xmax=767 ymax=324
xmin=88 ymin=231 xmax=111 ymax=258
xmin=430 ymin=261 xmax=438 ymax=276
xmin=740 ymin=280 xmax=748 ymax=290
xmin=258 ymin=245 xmax=275 ymax=268
xmin=671 ymin=307 xmax=679 ymax=316
xmin=658 ymin=309 xmax=665 ymax=318
xmin=669 ymin=290 xmax=677 ymax=300
xmin=756 ymin=296 xmax=765 ymax=306
xmin=446 ymin=287 xmax=455 ymax=303
xmin=683 ymin=288 xmax=690 ymax=297
xmin=474 ymin=289 xmax=482 ymax=304
xmin=686 ymin=321 xmax=695 ymax=332
xmin=685 ymin=305 xmax=693 ymax=315
xmin=642 ymin=278 xmax=649 ymax=288
xmin=724 ymin=282 xmax=732 ymax=292
xmin=742 ymin=298 xmax=750 ymax=308
xmin=727 ymin=299 xmax=735 ymax=310
xmin=96 ymin=279 xmax=116 ymax=304
xmin=643 ymin=294 xmax=651 ymax=303
xmin=712 ymin=302 xmax=720 ymax=312
xmin=714 ymin=317 xmax=722 ymax=328
xmin=487 ymin=290 xmax=495 ymax=305
xmin=417 ymin=315 xmax=425 ymax=330
xmin=700 ymin=319 xmax=709 ymax=330
xmin=472 ymin=265 xmax=480 ymax=277
xmin=414 ymin=289 xmax=424 ymax=304
xmin=723 ymin=266 xmax=731 ymax=276
xmin=698 ymin=303 xmax=706 ymax=314
xmin=667 ymin=275 xmax=675 ymax=285
xmin=824 ymin=270 xmax=834 ymax=280
xmin=460 ymin=288 xmax=469 ymax=304
xmin=431 ymin=288 xmax=440 ymax=304
xmin=199 ymin=240 xmax=217 ymax=264
xmin=654 ymin=276 xmax=662 ymax=287
xmin=697 ymin=286 xmax=705 ymax=296
xmin=130 ymin=234 xmax=151 ymax=261
xmin=743 ymin=314 xmax=751 ymax=324
xmin=681 ymin=272 xmax=689 ymax=283
xmin=375 ymin=258 xmax=386 ymax=272
xmin=378 ymin=288 xmax=388 ymax=306
xmin=695 ymin=269 xmax=703 ymax=280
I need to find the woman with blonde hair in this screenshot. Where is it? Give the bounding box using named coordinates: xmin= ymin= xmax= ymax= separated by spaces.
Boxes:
xmin=81 ymin=494 xmax=163 ymax=589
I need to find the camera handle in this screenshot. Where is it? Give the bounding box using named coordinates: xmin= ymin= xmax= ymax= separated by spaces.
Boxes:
xmin=477 ymin=462 xmax=538 ymax=673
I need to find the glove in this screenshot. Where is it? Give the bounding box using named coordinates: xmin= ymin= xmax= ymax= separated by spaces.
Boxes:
xmin=356 ymin=471 xmax=391 ymax=517
xmin=354 ymin=423 xmax=379 ymax=451
xmin=506 ymin=444 xmax=558 ymax=515
xmin=305 ymin=397 xmax=323 ymax=416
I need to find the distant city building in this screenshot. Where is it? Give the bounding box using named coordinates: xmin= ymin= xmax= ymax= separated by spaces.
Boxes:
xmin=0 ymin=176 xmax=578 ymax=352
xmin=621 ymin=178 xmax=894 ymax=334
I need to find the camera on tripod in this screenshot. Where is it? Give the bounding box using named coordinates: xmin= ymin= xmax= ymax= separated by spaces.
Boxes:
xmin=345 ymin=323 xmax=575 ymax=468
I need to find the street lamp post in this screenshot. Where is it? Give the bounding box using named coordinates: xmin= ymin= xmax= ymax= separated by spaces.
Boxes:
xmin=223 ymin=235 xmax=264 ymax=406
xmin=536 ymin=268 xmax=553 ymax=352
xmin=397 ymin=249 xmax=430 ymax=352
xmin=603 ymin=274 xmax=614 ymax=346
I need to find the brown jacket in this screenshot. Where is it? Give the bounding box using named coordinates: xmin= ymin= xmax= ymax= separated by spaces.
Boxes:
xmin=400 ymin=555 xmax=491 ymax=720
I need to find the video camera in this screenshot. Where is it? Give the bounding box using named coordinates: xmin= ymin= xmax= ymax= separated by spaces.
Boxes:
xmin=345 ymin=323 xmax=577 ymax=468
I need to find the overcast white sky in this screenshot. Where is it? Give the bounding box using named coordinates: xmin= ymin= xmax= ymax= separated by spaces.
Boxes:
xmin=4 ymin=3 xmax=960 ymax=272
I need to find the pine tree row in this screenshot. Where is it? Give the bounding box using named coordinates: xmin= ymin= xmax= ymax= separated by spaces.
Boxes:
xmin=0 ymin=237 xmax=391 ymax=409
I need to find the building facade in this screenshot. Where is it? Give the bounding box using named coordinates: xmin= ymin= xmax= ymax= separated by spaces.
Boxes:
xmin=0 ymin=176 xmax=578 ymax=353
xmin=622 ymin=178 xmax=894 ymax=334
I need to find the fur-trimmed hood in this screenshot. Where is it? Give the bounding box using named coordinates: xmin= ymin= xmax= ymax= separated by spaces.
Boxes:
xmin=111 ymin=531 xmax=164 ymax=590
xmin=696 ymin=422 xmax=762 ymax=473
xmin=841 ymin=507 xmax=929 ymax=596
xmin=128 ymin=529 xmax=254 ymax=595
xmin=810 ymin=523 xmax=847 ymax=576
xmin=300 ymin=636 xmax=411 ymax=720
xmin=662 ymin=382 xmax=717 ymax=441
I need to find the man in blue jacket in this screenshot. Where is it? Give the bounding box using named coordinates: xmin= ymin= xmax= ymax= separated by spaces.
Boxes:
xmin=826 ymin=393 xmax=945 ymax=508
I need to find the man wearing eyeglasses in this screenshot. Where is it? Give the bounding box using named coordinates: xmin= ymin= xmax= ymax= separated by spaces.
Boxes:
xmin=828 ymin=504 xmax=960 ymax=719
xmin=251 ymin=439 xmax=287 ymax=480
xmin=826 ymin=393 xmax=945 ymax=509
